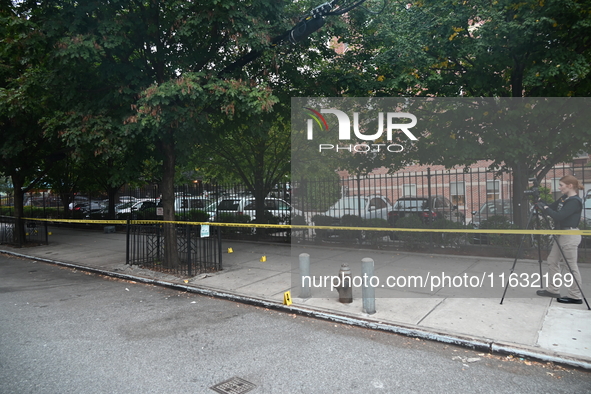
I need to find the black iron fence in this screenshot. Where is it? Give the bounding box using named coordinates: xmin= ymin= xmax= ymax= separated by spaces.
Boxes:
xmin=3 ymin=163 xmax=590 ymax=222
xmin=0 ymin=215 xmax=48 ymax=247
xmin=0 ymin=215 xmax=16 ymax=245
xmin=1 ymin=161 xmax=590 ymax=260
xmin=291 ymin=164 xmax=591 ymax=220
xmin=126 ymin=222 xmax=222 ymax=276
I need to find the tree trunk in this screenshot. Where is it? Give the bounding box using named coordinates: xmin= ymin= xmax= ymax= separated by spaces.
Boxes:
xmin=159 ymin=135 xmax=179 ymax=268
xmin=106 ymin=186 xmax=119 ymax=220
xmin=511 ymin=59 xmax=524 ymax=98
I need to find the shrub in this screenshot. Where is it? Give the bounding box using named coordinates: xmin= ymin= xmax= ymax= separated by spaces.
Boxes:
xmin=311 ymin=214 xmax=334 ymax=239
xmin=430 ymin=219 xmax=467 ymax=247
xmin=71 ymin=210 xmax=86 ymax=219
xmin=137 ymin=208 xmax=159 ymax=220
xmin=288 ymin=214 xmax=308 ymax=239
xmin=118 ymin=212 xmax=132 ymax=221
xmin=88 ymin=211 xmax=107 ymax=220
xmin=476 ymin=215 xmax=520 ymax=247
xmin=362 ymin=218 xmax=390 ymax=244
xmin=396 ymin=215 xmax=429 ymax=249
xmin=217 ymin=212 xmax=252 ymax=234
xmin=336 ymin=214 xmax=363 ymax=239
xmin=291 ymin=215 xmax=307 ymax=226
xmin=259 ymin=210 xmax=282 ymax=234
xmin=262 ymin=210 xmax=280 ymax=224
xmin=0 ymin=207 xmax=15 ymax=216
xmin=21 ymin=207 xmax=48 ymax=218
xmin=176 ymin=209 xmax=209 ymax=222
xmin=43 ymin=208 xmax=59 ymax=218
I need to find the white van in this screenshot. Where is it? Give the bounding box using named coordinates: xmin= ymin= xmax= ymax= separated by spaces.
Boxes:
xmin=213 ymin=197 xmax=299 ymax=223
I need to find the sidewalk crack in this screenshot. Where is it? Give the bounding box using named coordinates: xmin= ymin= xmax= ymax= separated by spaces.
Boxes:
xmin=416 ymin=298 xmax=446 ymax=325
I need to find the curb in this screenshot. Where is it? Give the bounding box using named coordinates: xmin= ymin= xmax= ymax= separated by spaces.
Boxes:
xmin=2 ymin=249 xmax=590 ymax=371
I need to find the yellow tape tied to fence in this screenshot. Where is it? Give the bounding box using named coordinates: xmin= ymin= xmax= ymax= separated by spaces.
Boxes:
xmin=20 ymin=217 xmax=591 ymax=236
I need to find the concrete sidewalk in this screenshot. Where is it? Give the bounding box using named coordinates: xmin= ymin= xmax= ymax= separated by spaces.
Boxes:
xmin=1 ymin=226 xmax=590 ymax=369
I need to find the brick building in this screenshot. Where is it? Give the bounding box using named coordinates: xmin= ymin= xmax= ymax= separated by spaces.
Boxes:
xmin=336 ymin=154 xmax=591 ymax=222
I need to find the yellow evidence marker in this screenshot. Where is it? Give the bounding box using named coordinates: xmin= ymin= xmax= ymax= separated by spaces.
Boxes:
xmin=283 ymin=291 xmax=292 ymax=306
xmin=260 ymin=256 xmax=266 ymax=262
xmin=227 ymin=247 xmax=233 ymax=253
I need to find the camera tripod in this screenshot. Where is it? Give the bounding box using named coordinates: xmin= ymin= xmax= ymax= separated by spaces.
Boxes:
xmin=500 ymin=203 xmax=590 ymax=310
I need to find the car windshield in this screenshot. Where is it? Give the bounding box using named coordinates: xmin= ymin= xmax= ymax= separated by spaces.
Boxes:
xmin=217 ymin=199 xmax=240 ymax=210
xmin=585 ymin=199 xmax=591 ymax=209
xmin=479 ymin=200 xmax=512 ymax=215
xmin=394 ymin=199 xmax=426 ymax=209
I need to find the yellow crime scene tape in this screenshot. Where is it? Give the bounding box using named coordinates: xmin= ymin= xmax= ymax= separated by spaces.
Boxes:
xmin=21 ymin=217 xmax=591 ymax=236
xmin=22 ymin=218 xmax=126 ymax=225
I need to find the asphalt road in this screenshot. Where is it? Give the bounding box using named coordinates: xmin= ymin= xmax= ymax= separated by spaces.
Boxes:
xmin=1 ymin=253 xmax=590 ymax=394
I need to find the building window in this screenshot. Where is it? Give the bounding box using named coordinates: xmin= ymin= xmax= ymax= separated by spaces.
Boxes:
xmin=403 ymin=184 xmax=417 ymax=196
xmin=450 ymin=182 xmax=465 ymax=205
xmin=486 ymin=180 xmax=501 ymax=200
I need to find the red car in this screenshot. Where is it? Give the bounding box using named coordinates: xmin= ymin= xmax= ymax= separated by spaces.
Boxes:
xmin=388 ymin=195 xmax=465 ymax=226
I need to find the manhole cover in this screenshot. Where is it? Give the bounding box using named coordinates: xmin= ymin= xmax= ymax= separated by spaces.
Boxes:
xmin=210 ymin=377 xmax=256 ymax=394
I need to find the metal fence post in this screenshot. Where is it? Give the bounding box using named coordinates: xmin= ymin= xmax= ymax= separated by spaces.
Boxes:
xmin=361 ymin=257 xmax=376 ymax=314
xmin=17 ymin=216 xmax=22 ymax=248
xmin=125 ymin=218 xmax=131 ymax=265
xmin=187 ymin=224 xmax=192 ymax=277
xmin=44 ymin=220 xmax=48 ymax=245
xmin=217 ymin=225 xmax=223 ymax=270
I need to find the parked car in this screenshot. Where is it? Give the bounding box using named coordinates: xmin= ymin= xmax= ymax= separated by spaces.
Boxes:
xmin=115 ymin=201 xmax=134 ymax=210
xmin=267 ymin=185 xmax=291 ymax=202
xmin=69 ymin=203 xmax=85 ymax=212
xmin=310 ymin=195 xmax=391 ymax=239
xmin=116 ymin=199 xmax=158 ymax=218
xmin=70 ymin=200 xmax=106 ymax=216
xmin=213 ymin=197 xmax=298 ymax=223
xmin=174 ymin=196 xmax=211 ymax=212
xmin=388 ymin=195 xmax=465 ymax=226
xmin=204 ymin=200 xmax=219 ymax=221
xmin=322 ymin=195 xmax=392 ymax=222
xmin=470 ymin=199 xmax=514 ymax=229
xmin=68 ymin=196 xmax=95 ymax=209
xmin=469 ymin=199 xmax=514 ymax=244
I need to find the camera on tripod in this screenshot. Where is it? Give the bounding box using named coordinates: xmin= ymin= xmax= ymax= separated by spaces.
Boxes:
xmin=523 ymin=177 xmax=541 ymax=201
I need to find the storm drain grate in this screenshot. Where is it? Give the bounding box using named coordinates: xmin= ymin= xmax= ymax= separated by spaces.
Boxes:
xmin=210 ymin=377 xmax=257 ymax=394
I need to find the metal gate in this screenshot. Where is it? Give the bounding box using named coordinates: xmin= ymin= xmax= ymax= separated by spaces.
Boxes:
xmin=126 ymin=222 xmax=222 ymax=276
